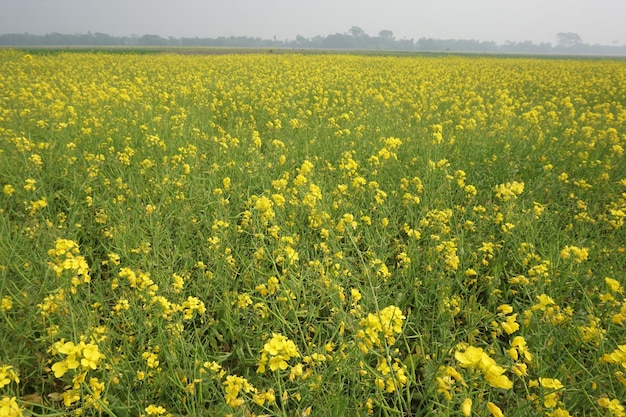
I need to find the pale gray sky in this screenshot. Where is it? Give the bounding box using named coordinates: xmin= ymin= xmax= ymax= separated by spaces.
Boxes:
xmin=1 ymin=0 xmax=625 ymax=45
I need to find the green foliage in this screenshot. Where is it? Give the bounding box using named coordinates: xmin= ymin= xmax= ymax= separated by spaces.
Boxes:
xmin=0 ymin=50 xmax=625 ymax=416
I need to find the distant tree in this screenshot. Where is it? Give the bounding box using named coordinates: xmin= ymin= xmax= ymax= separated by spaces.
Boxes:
xmin=348 ymin=26 xmax=365 ymax=37
xmin=556 ymin=32 xmax=583 ymax=48
xmin=323 ymin=33 xmax=354 ymax=49
xmin=378 ymin=30 xmax=394 ymax=40
xmin=138 ymin=34 xmax=167 ymax=46
xmin=93 ymin=32 xmax=118 ymax=45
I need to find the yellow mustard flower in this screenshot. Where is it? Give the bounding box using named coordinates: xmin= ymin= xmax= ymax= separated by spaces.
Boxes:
xmin=0 ymin=396 xmax=24 ymax=417
xmin=257 ymin=333 xmax=300 ymax=373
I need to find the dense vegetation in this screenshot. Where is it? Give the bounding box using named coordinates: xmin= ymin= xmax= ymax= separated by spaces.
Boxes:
xmin=2 ymin=29 xmax=626 ymax=55
xmin=1 ymin=50 xmax=625 ymax=416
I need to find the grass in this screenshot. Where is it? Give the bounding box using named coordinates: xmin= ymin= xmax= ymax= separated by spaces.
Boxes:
xmin=0 ymin=49 xmax=625 ymax=416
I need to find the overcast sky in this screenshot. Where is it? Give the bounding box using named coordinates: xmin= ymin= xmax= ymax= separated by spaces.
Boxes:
xmin=2 ymin=0 xmax=625 ymax=45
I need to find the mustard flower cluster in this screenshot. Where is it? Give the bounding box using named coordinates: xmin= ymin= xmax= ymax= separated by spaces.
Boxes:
xmin=0 ymin=365 xmax=23 ymax=417
xmin=493 ymin=181 xmax=525 ymax=201
xmin=204 ymin=361 xmax=275 ymax=409
xmin=0 ymin=396 xmax=24 ymax=417
xmin=142 ymin=404 xmax=172 ymax=417
xmin=47 ymin=238 xmax=90 ymax=291
xmin=48 ymin=340 xmax=106 ymax=409
xmin=559 ymin=245 xmax=590 ymax=263
xmin=0 ymin=366 xmax=19 ymax=389
xmin=356 ymin=305 xmax=406 ymax=353
xmin=374 ymin=357 xmax=409 ymax=393
xmin=257 ymin=333 xmax=300 ymax=373
xmin=49 ymin=340 xmax=104 ymax=378
xmin=454 ymin=345 xmax=513 ymax=389
xmin=600 ymin=344 xmax=626 ymax=387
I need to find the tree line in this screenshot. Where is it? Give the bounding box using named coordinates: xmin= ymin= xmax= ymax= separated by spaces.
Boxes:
xmin=1 ymin=28 xmax=625 ymax=55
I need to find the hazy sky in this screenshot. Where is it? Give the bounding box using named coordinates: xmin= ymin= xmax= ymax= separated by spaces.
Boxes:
xmin=2 ymin=0 xmax=625 ymax=45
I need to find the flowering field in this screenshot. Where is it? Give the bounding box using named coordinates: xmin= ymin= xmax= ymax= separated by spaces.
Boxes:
xmin=1 ymin=49 xmax=625 ymax=416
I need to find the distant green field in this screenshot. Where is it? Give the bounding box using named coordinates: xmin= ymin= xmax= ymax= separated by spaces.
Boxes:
xmin=6 ymin=45 xmax=626 ymax=60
